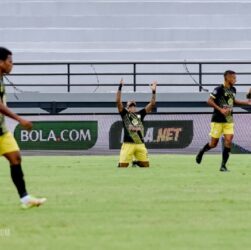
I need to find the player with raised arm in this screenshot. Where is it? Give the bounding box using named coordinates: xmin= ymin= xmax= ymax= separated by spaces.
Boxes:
xmin=0 ymin=47 xmax=46 ymax=208
xmin=196 ymin=70 xmax=251 ymax=172
xmin=116 ymin=78 xmax=156 ymax=168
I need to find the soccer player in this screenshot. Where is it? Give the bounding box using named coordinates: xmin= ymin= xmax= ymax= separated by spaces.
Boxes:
xmin=116 ymin=78 xmax=156 ymax=168
xmin=196 ymin=70 xmax=251 ymax=172
xmin=0 ymin=47 xmax=46 ymax=208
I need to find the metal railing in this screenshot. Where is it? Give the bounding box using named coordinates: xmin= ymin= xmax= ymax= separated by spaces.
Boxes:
xmin=8 ymin=61 xmax=251 ymax=93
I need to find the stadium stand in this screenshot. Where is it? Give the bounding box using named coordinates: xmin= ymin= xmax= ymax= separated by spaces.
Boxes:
xmin=1 ymin=0 xmax=251 ymax=113
xmin=1 ymin=0 xmax=251 ymax=62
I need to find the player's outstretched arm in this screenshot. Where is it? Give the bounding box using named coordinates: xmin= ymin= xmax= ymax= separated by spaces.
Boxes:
xmin=116 ymin=78 xmax=124 ymax=112
xmin=234 ymin=89 xmax=251 ymax=105
xmin=235 ymin=88 xmax=251 ymax=105
xmin=145 ymin=81 xmax=157 ymax=113
xmin=234 ymin=99 xmax=251 ymax=106
xmin=0 ymin=102 xmax=32 ymax=130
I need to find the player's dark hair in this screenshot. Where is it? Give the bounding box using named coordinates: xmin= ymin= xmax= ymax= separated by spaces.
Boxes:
xmin=0 ymin=47 xmax=12 ymax=61
xmin=224 ymin=70 xmax=236 ymax=79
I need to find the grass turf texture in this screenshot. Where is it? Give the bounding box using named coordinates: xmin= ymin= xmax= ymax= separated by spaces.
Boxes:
xmin=0 ymin=154 xmax=251 ymax=250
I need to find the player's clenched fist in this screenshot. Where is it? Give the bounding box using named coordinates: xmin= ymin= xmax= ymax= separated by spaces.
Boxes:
xmin=150 ymin=81 xmax=157 ymax=92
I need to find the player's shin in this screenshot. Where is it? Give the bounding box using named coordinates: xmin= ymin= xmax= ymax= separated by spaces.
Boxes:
xmin=201 ymin=143 xmax=212 ymax=153
xmin=196 ymin=143 xmax=212 ymax=164
xmin=10 ymin=164 xmax=28 ymax=198
xmin=222 ymin=147 xmax=231 ymax=167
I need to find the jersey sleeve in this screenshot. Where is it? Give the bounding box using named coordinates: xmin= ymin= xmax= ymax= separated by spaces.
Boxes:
xmin=139 ymin=108 xmax=147 ymax=121
xmin=119 ymin=108 xmax=128 ymax=118
xmin=233 ymin=87 xmax=237 ymax=98
xmin=210 ymin=86 xmax=221 ymax=100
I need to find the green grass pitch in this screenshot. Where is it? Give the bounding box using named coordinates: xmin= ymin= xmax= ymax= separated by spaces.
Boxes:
xmin=0 ymin=154 xmax=251 ymax=250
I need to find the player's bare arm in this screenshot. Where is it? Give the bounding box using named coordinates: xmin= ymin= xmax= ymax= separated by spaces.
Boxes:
xmin=207 ymin=97 xmax=230 ymax=116
xmin=235 ymin=89 xmax=251 ymax=105
xmin=116 ymin=78 xmax=124 ymax=113
xmin=0 ymin=102 xmax=32 ymax=130
xmin=234 ymin=99 xmax=251 ymax=106
xmin=145 ymin=81 xmax=157 ymax=113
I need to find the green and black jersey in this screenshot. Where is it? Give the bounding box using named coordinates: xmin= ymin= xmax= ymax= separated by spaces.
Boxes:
xmin=120 ymin=108 xmax=146 ymax=144
xmin=0 ymin=78 xmax=8 ymax=135
xmin=210 ymin=84 xmax=236 ymax=123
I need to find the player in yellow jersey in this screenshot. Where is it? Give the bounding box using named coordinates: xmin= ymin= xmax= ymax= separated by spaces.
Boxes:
xmin=0 ymin=47 xmax=46 ymax=208
xmin=116 ymin=78 xmax=156 ymax=168
xmin=196 ymin=70 xmax=251 ymax=172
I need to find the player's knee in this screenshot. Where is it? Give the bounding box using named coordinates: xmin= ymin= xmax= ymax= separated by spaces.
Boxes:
xmin=224 ymin=140 xmax=232 ymax=148
xmin=10 ymin=155 xmax=22 ymax=166
xmin=209 ymin=142 xmax=218 ymax=148
xmin=118 ymin=163 xmax=129 ymax=168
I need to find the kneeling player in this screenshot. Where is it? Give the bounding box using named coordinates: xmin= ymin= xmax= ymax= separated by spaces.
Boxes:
xmin=116 ymin=78 xmax=156 ymax=168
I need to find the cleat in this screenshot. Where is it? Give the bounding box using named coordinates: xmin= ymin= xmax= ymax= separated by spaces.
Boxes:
xmin=132 ymin=161 xmax=138 ymax=167
xmin=220 ymin=165 xmax=230 ymax=172
xmin=21 ymin=196 xmax=47 ymax=209
xmin=132 ymin=161 xmax=145 ymax=167
xmin=196 ymin=150 xmax=204 ymax=164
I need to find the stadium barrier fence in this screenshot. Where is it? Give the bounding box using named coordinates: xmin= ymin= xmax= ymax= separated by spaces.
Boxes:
xmin=6 ymin=113 xmax=250 ymax=155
